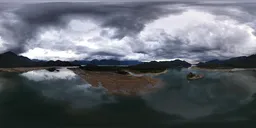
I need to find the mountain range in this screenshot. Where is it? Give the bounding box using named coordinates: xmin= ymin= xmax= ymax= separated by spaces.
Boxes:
xmin=0 ymin=51 xmax=194 ymax=69
xmin=0 ymin=52 xmax=75 ymax=68
xmin=197 ymin=54 xmax=256 ymax=68
xmin=0 ymin=51 xmax=142 ymax=68
xmin=71 ymin=59 xmax=141 ymax=66
xmin=3 ymin=51 xmax=256 ymax=69
xmin=129 ymin=60 xmax=191 ymax=70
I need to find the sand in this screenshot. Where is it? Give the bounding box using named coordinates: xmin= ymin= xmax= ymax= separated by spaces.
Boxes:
xmin=70 ymin=68 xmax=164 ymax=96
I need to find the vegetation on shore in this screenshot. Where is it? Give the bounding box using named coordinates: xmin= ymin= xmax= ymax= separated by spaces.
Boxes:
xmin=79 ymin=65 xmax=165 ymax=74
xmin=79 ymin=60 xmax=191 ymax=74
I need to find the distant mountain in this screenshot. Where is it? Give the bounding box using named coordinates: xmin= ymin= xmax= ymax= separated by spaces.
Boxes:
xmin=71 ymin=60 xmax=90 ymax=65
xmin=40 ymin=60 xmax=75 ymax=67
xmin=0 ymin=52 xmax=34 ymax=68
xmin=79 ymin=60 xmax=192 ymax=73
xmin=120 ymin=60 xmax=141 ymax=66
xmin=129 ymin=60 xmax=192 ymax=70
xmin=197 ymin=55 xmax=256 ymax=68
xmin=0 ymin=51 xmax=190 ymax=69
xmin=90 ymin=59 xmax=121 ymax=65
xmin=0 ymin=51 xmax=76 ymax=68
xmin=32 ymin=59 xmax=47 ymax=62
xmin=71 ymin=59 xmax=141 ymax=66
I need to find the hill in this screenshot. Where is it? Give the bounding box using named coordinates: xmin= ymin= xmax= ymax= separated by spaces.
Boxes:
xmin=0 ymin=51 xmax=76 ymax=68
xmin=71 ymin=59 xmax=141 ymax=66
xmin=197 ymin=55 xmax=256 ymax=68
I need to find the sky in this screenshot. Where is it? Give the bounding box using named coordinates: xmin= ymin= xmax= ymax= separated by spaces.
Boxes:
xmin=0 ymin=0 xmax=256 ymax=3
xmin=0 ymin=1 xmax=256 ymax=63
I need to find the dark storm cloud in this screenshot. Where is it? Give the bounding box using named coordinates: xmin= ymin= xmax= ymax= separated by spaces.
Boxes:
xmin=1 ymin=0 xmax=256 ymax=3
xmin=90 ymin=51 xmax=124 ymax=57
xmin=14 ymin=2 xmax=177 ymax=39
xmin=1 ymin=1 xmax=184 ymax=55
xmin=2 ymin=2 xmax=182 ymax=60
xmin=0 ymin=1 xmax=256 ymax=62
xmin=0 ymin=2 xmax=160 ymax=54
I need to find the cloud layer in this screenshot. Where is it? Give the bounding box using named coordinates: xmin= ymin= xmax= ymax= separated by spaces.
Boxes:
xmin=0 ymin=2 xmax=256 ymax=62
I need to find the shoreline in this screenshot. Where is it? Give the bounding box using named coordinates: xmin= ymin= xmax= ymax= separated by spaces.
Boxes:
xmin=126 ymin=69 xmax=168 ymax=77
xmin=70 ymin=68 xmax=165 ymax=96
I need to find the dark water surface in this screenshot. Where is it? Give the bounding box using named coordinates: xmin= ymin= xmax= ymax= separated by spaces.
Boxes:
xmin=0 ymin=68 xmax=256 ymax=127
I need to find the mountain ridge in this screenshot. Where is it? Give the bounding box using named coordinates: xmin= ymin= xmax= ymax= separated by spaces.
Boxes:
xmin=197 ymin=54 xmax=256 ymax=68
xmin=0 ymin=51 xmax=193 ymax=68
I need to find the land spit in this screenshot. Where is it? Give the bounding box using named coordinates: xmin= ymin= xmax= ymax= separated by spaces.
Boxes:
xmin=70 ymin=68 xmax=164 ymax=96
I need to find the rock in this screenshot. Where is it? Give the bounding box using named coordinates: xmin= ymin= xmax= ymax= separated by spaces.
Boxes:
xmin=46 ymin=67 xmax=58 ymax=72
xmin=187 ymin=72 xmax=204 ymax=80
xmin=116 ymin=70 xmax=129 ymax=75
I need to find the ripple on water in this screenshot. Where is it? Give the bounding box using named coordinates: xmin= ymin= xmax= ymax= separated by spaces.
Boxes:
xmin=142 ymin=69 xmax=256 ymax=119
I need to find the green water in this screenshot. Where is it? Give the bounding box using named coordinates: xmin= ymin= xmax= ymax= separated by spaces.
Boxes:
xmin=0 ymin=68 xmax=256 ymax=127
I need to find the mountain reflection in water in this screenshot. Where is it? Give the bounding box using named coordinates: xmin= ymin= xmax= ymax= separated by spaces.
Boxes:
xmin=0 ymin=68 xmax=256 ymax=127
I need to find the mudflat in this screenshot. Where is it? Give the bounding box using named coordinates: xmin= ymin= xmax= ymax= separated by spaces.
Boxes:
xmin=71 ymin=68 xmax=164 ymax=96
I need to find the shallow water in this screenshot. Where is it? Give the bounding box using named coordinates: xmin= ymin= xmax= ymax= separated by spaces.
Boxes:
xmin=0 ymin=68 xmax=256 ymax=127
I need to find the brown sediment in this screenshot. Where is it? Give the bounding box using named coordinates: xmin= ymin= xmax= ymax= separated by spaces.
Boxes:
xmin=127 ymin=69 xmax=168 ymax=76
xmin=70 ymin=68 xmax=164 ymax=96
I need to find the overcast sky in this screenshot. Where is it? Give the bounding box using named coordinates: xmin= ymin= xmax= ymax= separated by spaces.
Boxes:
xmin=0 ymin=0 xmax=256 ymax=3
xmin=0 ymin=1 xmax=256 ymax=62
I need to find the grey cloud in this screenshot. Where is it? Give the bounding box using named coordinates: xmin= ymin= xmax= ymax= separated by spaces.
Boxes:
xmin=1 ymin=0 xmax=256 ymax=3
xmin=14 ymin=2 xmax=176 ymax=39
xmin=7 ymin=2 xmax=184 ymax=53
xmin=0 ymin=1 xmax=256 ymax=62
xmin=90 ymin=51 xmax=124 ymax=57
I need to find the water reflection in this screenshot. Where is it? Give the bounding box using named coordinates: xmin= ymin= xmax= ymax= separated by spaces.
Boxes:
xmin=0 ymin=78 xmax=5 ymax=92
xmin=19 ymin=68 xmax=115 ymax=109
xmin=20 ymin=68 xmax=77 ymax=81
xmin=0 ymin=68 xmax=256 ymax=127
xmin=142 ymin=69 xmax=256 ymax=119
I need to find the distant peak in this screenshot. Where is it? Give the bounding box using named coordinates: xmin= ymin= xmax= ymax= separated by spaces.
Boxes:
xmin=2 ymin=51 xmax=17 ymax=56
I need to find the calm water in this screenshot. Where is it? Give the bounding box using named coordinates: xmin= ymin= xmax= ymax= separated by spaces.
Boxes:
xmin=0 ymin=68 xmax=256 ymax=127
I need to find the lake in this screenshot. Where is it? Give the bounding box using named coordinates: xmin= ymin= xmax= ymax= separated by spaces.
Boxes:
xmin=0 ymin=68 xmax=256 ymax=127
